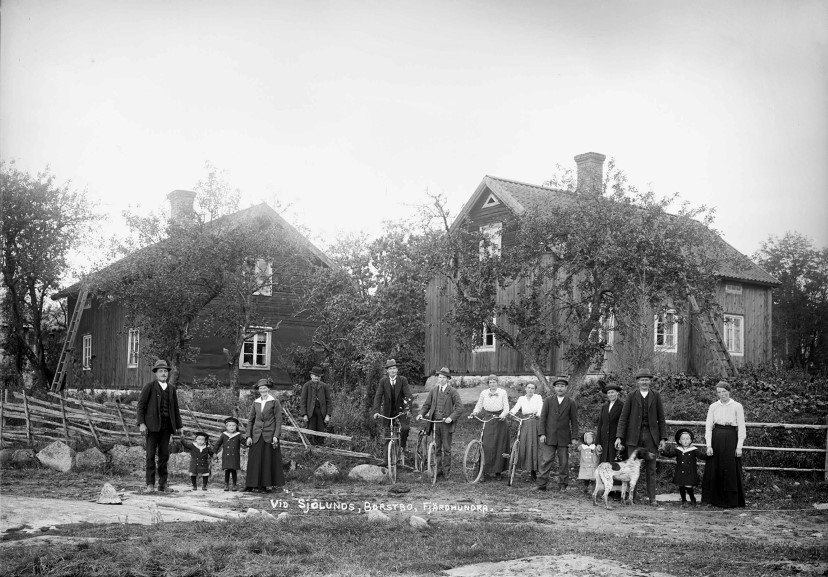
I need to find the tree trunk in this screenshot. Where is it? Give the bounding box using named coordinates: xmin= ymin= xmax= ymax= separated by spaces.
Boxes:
xmin=529 ymin=360 xmax=550 ymax=397
xmin=566 ymin=362 xmax=589 ymax=400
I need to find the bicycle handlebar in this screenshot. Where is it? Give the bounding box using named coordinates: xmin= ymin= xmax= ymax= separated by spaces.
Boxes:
xmin=509 ymin=414 xmax=537 ymax=422
xmin=377 ymin=413 xmax=405 ymax=421
xmin=469 ymin=414 xmax=498 ymax=422
xmin=418 ymin=417 xmax=445 ymax=423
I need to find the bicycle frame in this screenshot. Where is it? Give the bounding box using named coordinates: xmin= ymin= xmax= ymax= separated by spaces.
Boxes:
xmin=378 ymin=413 xmax=404 ymax=483
xmin=463 ymin=414 xmax=498 ymax=483
xmin=507 ymin=414 xmax=536 ymax=486
xmin=416 ymin=418 xmax=444 ymax=485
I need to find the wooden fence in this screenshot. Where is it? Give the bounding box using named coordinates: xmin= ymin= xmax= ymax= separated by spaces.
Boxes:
xmin=0 ymin=390 xmax=372 ymax=459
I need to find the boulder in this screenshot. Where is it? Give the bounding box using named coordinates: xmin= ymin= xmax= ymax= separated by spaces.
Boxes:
xmin=410 ymin=515 xmax=428 ymax=530
xmin=348 ymin=464 xmax=387 ymax=483
xmin=260 ymin=511 xmax=275 ymax=520
xmin=12 ymin=449 xmax=38 ymax=467
xmin=97 ymin=482 xmax=122 ymax=504
xmin=314 ymin=461 xmax=339 ymax=481
xmin=109 ymin=445 xmax=145 ymax=473
xmin=36 ymin=441 xmax=75 ymax=472
xmin=366 ymin=509 xmax=389 ymax=523
xmin=245 ymin=508 xmax=260 ymax=518
xmin=0 ymin=448 xmax=14 ymax=467
xmin=75 ymin=447 xmax=107 ymax=471
xmin=277 ymin=512 xmax=290 ymax=522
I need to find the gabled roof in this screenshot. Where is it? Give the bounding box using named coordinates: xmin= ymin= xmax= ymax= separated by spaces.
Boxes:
xmin=454 ymin=175 xmax=780 ymax=287
xmin=53 ymin=203 xmax=333 ymax=299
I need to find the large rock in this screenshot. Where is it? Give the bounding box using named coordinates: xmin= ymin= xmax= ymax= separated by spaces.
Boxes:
xmin=36 ymin=441 xmax=75 ymax=472
xmin=97 ymin=482 xmax=122 ymax=504
xmin=75 ymin=447 xmax=107 ymax=471
xmin=0 ymin=448 xmax=14 ymax=467
xmin=12 ymin=449 xmax=38 ymax=467
xmin=314 ymin=461 xmax=339 ymax=481
xmin=410 ymin=515 xmax=428 ymax=530
xmin=109 ymin=445 xmax=146 ymax=473
xmin=366 ymin=509 xmax=389 ymax=523
xmin=348 ymin=464 xmax=387 ymax=483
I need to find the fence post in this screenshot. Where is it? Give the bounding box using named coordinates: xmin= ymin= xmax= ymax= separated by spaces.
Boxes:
xmin=22 ymin=390 xmax=32 ymax=447
xmin=824 ymin=415 xmax=828 ymax=482
xmin=0 ymin=388 xmax=5 ymax=447
xmin=58 ymin=394 xmax=71 ymax=443
xmin=114 ymin=399 xmax=132 ymax=445
xmin=78 ymin=398 xmax=101 ymax=448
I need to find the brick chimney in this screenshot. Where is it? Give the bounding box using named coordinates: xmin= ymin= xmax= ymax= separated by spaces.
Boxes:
xmin=574 ymin=152 xmax=606 ymax=195
xmin=167 ymin=190 xmax=197 ymax=224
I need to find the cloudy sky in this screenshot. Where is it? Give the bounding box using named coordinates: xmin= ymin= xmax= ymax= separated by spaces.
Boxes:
xmin=2 ymin=0 xmax=826 ymax=266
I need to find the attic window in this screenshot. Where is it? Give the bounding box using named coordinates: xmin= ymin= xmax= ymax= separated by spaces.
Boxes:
xmin=482 ymin=194 xmax=500 ymax=208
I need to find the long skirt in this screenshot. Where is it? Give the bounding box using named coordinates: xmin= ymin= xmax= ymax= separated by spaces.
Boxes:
xmin=245 ymin=438 xmax=285 ymax=488
xmin=482 ymin=415 xmax=510 ymax=474
xmin=516 ymin=418 xmax=540 ymax=472
xmin=702 ymin=425 xmax=745 ymax=508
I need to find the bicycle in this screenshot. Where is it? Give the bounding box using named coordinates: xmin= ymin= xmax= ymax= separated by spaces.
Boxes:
xmin=463 ymin=414 xmax=498 ymax=483
xmin=506 ymin=414 xmax=536 ymax=487
xmin=377 ymin=413 xmax=405 ymax=483
xmin=414 ymin=418 xmax=444 ymax=486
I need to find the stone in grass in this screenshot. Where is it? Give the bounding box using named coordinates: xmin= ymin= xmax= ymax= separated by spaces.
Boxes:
xmin=12 ymin=449 xmax=38 ymax=467
xmin=109 ymin=445 xmax=145 ymax=472
xmin=366 ymin=509 xmax=389 ymax=523
xmin=166 ymin=452 xmax=190 ymax=476
xmin=0 ymin=448 xmax=14 ymax=467
xmin=409 ymin=515 xmax=428 ymax=530
xmin=277 ymin=512 xmax=290 ymax=522
xmin=97 ymin=482 xmax=122 ymax=504
xmin=813 ymin=503 xmax=828 ymax=510
xmin=314 ymin=461 xmax=339 ymax=481
xmin=347 ymin=464 xmax=387 ymax=483
xmin=75 ymin=447 xmax=107 ymax=471
xmin=36 ymin=441 xmax=75 ymax=472
xmin=245 ymin=508 xmax=261 ymax=518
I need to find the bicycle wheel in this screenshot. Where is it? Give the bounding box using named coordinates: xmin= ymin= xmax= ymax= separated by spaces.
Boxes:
xmin=508 ymin=439 xmax=519 ymax=487
xmin=463 ymin=440 xmax=484 ymax=483
xmin=414 ymin=431 xmax=428 ymax=473
xmin=387 ymin=439 xmax=398 ymax=484
xmin=427 ymin=442 xmax=438 ymax=486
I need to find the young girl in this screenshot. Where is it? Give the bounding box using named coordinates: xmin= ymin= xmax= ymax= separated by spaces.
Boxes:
xmin=577 ymin=431 xmax=600 ymax=494
xmin=181 ymin=432 xmax=214 ymax=491
xmin=661 ymin=428 xmax=707 ymax=507
xmin=213 ymin=417 xmax=243 ymax=491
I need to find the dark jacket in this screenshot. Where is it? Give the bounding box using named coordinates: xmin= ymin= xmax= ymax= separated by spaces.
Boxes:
xmin=136 ymin=380 xmax=182 ymax=432
xmin=539 ymin=395 xmax=578 ymax=446
xmin=181 ymin=439 xmax=214 ymax=476
xmin=300 ymin=379 xmax=332 ymax=418
xmin=419 ymin=385 xmax=463 ymax=433
xmin=616 ymin=389 xmax=668 ymax=447
xmin=372 ymin=375 xmax=412 ymax=418
xmin=214 ymin=432 xmax=243 ymax=470
xmin=248 ymin=397 xmax=282 ymax=444
xmin=596 ymin=399 xmax=625 ymax=463
xmin=661 ymin=444 xmax=709 ymax=486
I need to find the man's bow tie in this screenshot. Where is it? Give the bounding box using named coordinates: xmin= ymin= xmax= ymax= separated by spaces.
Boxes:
xmin=488 ymin=392 xmax=498 ymax=398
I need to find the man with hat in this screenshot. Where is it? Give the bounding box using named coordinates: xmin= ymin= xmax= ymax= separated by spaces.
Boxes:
xmin=417 ymin=367 xmax=463 ymax=479
xmin=536 ymin=377 xmax=579 ymax=491
xmin=301 ymin=366 xmax=332 ymax=446
xmin=595 ymin=381 xmax=625 ymax=464
xmin=615 ymin=368 xmax=668 ymax=505
xmin=373 ymin=359 xmax=413 ymax=453
xmin=137 ymin=360 xmax=183 ymax=493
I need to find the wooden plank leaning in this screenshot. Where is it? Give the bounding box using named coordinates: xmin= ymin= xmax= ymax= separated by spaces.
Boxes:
xmin=22 ymin=390 xmax=32 ymax=447
xmin=58 ymin=394 xmax=71 ymax=443
xmin=282 ymin=406 xmax=310 ymax=449
xmin=77 ymin=398 xmax=102 ymax=448
xmin=114 ymin=399 xmax=133 ymax=445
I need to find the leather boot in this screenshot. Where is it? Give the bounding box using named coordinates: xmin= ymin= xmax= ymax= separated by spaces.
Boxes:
xmin=224 ymin=482 xmax=230 ymax=492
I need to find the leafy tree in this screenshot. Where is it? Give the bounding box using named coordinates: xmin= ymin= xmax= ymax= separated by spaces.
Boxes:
xmin=436 ymin=161 xmax=726 ymax=397
xmin=1 ymin=162 xmax=96 ymax=389
xmin=753 ymin=232 xmax=828 ymax=373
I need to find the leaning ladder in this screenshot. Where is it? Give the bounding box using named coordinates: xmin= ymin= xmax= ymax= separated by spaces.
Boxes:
xmin=50 ymin=285 xmax=90 ymax=392
xmin=687 ymin=293 xmax=739 ymax=379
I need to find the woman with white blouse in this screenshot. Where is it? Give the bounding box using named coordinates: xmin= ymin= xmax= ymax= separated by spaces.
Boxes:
xmin=471 ymin=374 xmax=511 ymax=479
xmin=701 ymin=381 xmax=746 ymax=508
xmin=509 ymin=382 xmax=543 ymax=481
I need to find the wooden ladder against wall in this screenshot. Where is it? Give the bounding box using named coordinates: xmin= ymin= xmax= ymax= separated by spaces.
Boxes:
xmin=688 ymin=293 xmax=739 ymax=379
xmin=50 ymin=285 xmax=90 ymax=392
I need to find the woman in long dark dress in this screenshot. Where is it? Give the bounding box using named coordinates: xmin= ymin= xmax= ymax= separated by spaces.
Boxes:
xmin=245 ymin=379 xmax=285 ymax=492
xmin=701 ymin=381 xmax=746 ymax=508
xmin=471 ymin=374 xmax=510 ymax=479
xmin=509 ymin=382 xmax=543 ymax=481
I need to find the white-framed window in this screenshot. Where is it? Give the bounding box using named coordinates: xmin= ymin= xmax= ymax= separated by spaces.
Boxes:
xmin=251 ymin=259 xmax=273 ymax=296
xmin=725 ymin=283 xmax=743 ymax=295
xmin=723 ymin=314 xmax=744 ymax=356
xmin=479 ymin=222 xmax=502 ymax=259
xmin=240 ymin=329 xmax=271 ymax=369
xmin=83 ymin=296 xmax=91 ymax=310
xmin=82 ymin=334 xmax=92 ymax=370
xmin=591 ymin=313 xmax=616 ymax=350
xmin=654 ymin=309 xmax=678 ymax=353
xmin=127 ymin=328 xmax=140 ymax=368
xmin=482 ymin=194 xmax=500 ymax=208
xmin=475 ymin=318 xmax=496 ymax=352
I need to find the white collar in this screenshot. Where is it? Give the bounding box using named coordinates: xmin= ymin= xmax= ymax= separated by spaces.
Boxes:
xmin=157 ymin=381 xmax=168 ymax=390
xmin=640 ymin=390 xmax=649 ymax=398
xmin=223 ymin=431 xmax=240 ymax=438
xmin=556 ymin=396 xmax=566 ymax=403
xmin=255 ymin=394 xmax=274 ymax=404
xmin=194 ymin=444 xmax=207 ymax=452
xmin=583 ymin=443 xmax=596 ymax=450
xmin=678 ymin=446 xmax=697 ymax=453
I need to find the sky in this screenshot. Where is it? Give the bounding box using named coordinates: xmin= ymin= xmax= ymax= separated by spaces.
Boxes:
xmin=2 ymin=0 xmax=827 ymax=274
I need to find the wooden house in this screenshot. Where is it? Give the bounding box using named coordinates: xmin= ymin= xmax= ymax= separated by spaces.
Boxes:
xmin=425 ymin=153 xmax=780 ymax=378
xmin=52 ymin=191 xmax=332 ymax=389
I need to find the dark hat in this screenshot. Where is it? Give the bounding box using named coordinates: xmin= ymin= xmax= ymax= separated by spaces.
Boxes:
xmin=603 ymin=383 xmax=622 ymax=392
xmin=310 ymin=366 xmax=324 ymax=377
xmin=634 ymin=368 xmax=654 ymax=380
xmin=436 ymin=367 xmax=451 ymax=378
xmin=253 ymin=379 xmax=270 ymax=390
xmin=224 ymin=417 xmax=240 ymax=426
xmin=151 ymin=360 xmax=171 ymax=372
xmin=674 ymin=428 xmax=695 ymax=444
xmin=385 ymin=359 xmax=398 ymax=369
xmin=194 ymin=431 xmax=209 ymax=441
xmin=551 ymin=377 xmax=568 ymax=387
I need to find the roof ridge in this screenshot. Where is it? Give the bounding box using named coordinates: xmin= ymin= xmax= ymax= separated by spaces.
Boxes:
xmin=485 ymin=175 xmax=566 ymax=193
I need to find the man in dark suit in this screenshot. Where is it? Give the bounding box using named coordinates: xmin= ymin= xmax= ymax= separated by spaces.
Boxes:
xmin=596 ymin=382 xmax=625 ymax=463
xmin=615 ymin=368 xmax=668 ymax=505
xmin=136 ymin=360 xmax=183 ymax=493
xmin=536 ymin=377 xmax=579 ymax=491
xmin=417 ymin=367 xmax=463 ymax=479
xmin=301 ymin=366 xmax=332 ymax=445
xmin=373 ymin=359 xmax=413 ymax=451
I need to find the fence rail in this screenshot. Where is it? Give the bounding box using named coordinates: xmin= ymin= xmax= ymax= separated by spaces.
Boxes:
xmin=0 ymin=390 xmax=372 ymax=460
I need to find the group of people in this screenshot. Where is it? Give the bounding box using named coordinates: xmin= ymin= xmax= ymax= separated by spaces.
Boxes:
xmin=137 ymin=359 xmax=747 ymax=509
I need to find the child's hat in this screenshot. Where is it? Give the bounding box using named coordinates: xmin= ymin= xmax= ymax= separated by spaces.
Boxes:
xmin=582 ymin=430 xmax=595 ymax=442
xmin=224 ymin=416 xmax=240 ymax=426
xmin=194 ymin=431 xmax=210 ymax=440
xmin=673 ymin=428 xmax=695 ymax=443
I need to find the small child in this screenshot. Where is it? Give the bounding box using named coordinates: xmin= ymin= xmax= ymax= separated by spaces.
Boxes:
xmin=181 ymin=432 xmax=214 ymax=491
xmin=660 ymin=428 xmax=708 ymax=507
xmin=577 ymin=431 xmax=600 ymax=494
xmin=213 ymin=416 xmax=243 ymax=491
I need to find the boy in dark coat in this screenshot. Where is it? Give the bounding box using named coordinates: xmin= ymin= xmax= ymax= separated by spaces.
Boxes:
xmin=661 ymin=428 xmax=710 ymax=507
xmin=214 ymin=417 xmax=243 ymax=491
xmin=181 ymin=432 xmax=214 ymax=491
